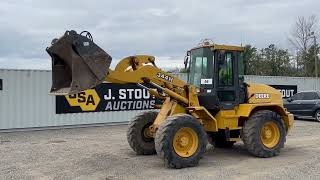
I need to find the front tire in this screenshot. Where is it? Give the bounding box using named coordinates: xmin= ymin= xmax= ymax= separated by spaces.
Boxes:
xmin=155 ymin=114 xmax=207 ymax=168
xmin=242 ymin=110 xmax=286 ymax=158
xmin=127 ymin=111 xmax=158 ymax=155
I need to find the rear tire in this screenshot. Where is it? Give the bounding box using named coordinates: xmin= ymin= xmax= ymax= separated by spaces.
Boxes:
xmin=242 ymin=110 xmax=286 ymax=158
xmin=127 ymin=111 xmax=158 ymax=155
xmin=315 ymin=110 xmax=320 ymax=122
xmin=155 ymin=114 xmax=207 ymax=169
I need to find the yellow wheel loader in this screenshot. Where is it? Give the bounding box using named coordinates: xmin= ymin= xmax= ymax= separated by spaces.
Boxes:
xmin=46 ymin=30 xmax=294 ymax=168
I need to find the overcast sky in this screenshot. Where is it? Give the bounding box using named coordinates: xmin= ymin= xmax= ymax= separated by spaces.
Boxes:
xmin=0 ymin=0 xmax=319 ymax=69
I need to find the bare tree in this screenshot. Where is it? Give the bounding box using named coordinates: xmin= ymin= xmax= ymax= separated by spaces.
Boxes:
xmin=288 ymin=15 xmax=318 ymax=75
xmin=289 ymin=15 xmax=318 ymax=52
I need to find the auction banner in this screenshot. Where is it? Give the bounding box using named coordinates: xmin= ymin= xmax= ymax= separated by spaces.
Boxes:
xmin=56 ymin=83 xmax=298 ymax=114
xmin=269 ymin=85 xmax=297 ymax=99
xmin=56 ymin=83 xmax=159 ymax=114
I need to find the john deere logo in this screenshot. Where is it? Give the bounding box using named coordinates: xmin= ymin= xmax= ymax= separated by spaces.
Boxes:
xmin=66 ymin=89 xmax=100 ymax=111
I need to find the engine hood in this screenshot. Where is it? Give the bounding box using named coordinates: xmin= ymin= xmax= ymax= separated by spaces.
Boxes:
xmin=246 ymin=83 xmax=283 ymax=105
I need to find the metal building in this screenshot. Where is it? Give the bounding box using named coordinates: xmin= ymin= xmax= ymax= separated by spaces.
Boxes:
xmin=0 ymin=69 xmax=148 ymax=130
xmin=244 ymin=75 xmax=320 ymax=92
xmin=1 ymin=69 xmax=320 ymax=131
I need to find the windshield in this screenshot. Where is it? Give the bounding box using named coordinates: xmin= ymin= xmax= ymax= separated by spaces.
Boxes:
xmin=188 ymin=47 xmax=214 ymax=87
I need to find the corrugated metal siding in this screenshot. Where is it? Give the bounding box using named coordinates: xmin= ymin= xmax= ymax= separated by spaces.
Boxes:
xmin=1 ymin=70 xmax=320 ymax=130
xmin=172 ymin=73 xmax=320 ymax=92
xmin=0 ymin=69 xmax=148 ymax=130
xmin=244 ymin=75 xmax=320 ymax=92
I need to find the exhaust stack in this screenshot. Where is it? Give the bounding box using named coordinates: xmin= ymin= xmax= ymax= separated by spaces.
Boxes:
xmin=46 ymin=30 xmax=112 ymax=95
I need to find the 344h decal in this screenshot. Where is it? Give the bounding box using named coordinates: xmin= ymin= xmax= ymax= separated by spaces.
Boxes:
xmin=156 ymin=73 xmax=173 ymax=82
xmin=66 ymin=89 xmax=100 ymax=111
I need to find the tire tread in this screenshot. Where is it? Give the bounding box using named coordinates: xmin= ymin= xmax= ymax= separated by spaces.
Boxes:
xmin=127 ymin=111 xmax=158 ymax=155
xmin=242 ymin=110 xmax=286 ymax=158
xmin=155 ymin=114 xmax=207 ymax=168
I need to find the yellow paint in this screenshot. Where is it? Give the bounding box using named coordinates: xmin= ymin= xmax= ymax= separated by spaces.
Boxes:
xmin=107 ymin=60 xmax=187 ymax=89
xmin=246 ymin=83 xmax=283 ymax=104
xmin=213 ymin=44 xmax=245 ymax=51
xmin=65 ymin=89 xmax=100 ymax=111
xmin=105 ymin=54 xmax=294 ymax=142
xmin=283 ymin=113 xmax=294 ymax=132
xmin=189 ymin=43 xmax=245 ymax=52
xmin=173 ymin=127 xmax=199 ymax=157
xmin=236 ymin=83 xmax=294 ymax=132
xmin=229 ymin=138 xmax=241 ymax=141
xmin=215 ymin=110 xmax=239 ymax=130
xmin=188 ymin=106 xmax=218 ymax=132
xmin=187 ymin=86 xmax=200 ymax=107
xmin=150 ymin=98 xmax=173 ymax=132
xmin=169 ymin=102 xmax=187 ymax=116
xmin=150 ymin=98 xmax=187 ymax=136
xmin=114 ymin=55 xmax=155 ymax=72
xmin=260 ymin=122 xmax=280 ymax=148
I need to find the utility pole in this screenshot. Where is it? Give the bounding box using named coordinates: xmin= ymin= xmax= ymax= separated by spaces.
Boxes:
xmin=310 ymin=32 xmax=318 ymax=78
xmin=314 ymin=35 xmax=318 ymax=78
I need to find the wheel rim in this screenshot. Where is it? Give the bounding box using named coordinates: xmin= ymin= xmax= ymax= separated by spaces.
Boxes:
xmin=316 ymin=111 xmax=320 ymax=121
xmin=141 ymin=123 xmax=153 ymax=142
xmin=173 ymin=127 xmax=199 ymax=157
xmin=260 ymin=122 xmax=280 ymax=148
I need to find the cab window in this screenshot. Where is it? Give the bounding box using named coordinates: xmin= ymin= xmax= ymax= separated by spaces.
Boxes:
xmin=192 ymin=57 xmax=207 ymax=86
xmin=238 ymin=52 xmax=245 ymax=82
xmin=188 ymin=48 xmax=213 ymax=87
xmin=218 ymin=52 xmax=233 ymax=86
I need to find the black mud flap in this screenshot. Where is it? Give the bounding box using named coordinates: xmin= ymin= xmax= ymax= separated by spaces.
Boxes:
xmin=46 ymin=30 xmax=112 ymax=95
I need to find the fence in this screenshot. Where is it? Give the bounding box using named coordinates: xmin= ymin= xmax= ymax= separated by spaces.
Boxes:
xmin=1 ymin=69 xmax=319 ymax=130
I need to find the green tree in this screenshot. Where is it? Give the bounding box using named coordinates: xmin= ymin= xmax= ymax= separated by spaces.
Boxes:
xmin=260 ymin=44 xmax=291 ymax=76
xmin=244 ymin=44 xmax=293 ymax=76
xmin=243 ymin=45 xmax=261 ymax=75
xmin=304 ymin=44 xmax=320 ymax=77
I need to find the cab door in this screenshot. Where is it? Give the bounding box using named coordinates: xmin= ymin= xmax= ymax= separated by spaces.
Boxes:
xmin=188 ymin=48 xmax=217 ymax=110
xmin=215 ymin=51 xmax=240 ymax=109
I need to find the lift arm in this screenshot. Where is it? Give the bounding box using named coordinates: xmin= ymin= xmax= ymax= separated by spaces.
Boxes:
xmin=106 ymin=55 xmax=218 ymax=133
xmin=106 ymin=55 xmax=189 ymax=104
xmin=46 ymin=30 xmax=218 ymax=133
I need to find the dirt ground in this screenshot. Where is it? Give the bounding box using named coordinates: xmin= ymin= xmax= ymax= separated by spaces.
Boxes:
xmin=1 ymin=119 xmax=320 ymax=180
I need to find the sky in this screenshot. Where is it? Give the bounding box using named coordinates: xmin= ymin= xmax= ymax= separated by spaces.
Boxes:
xmin=0 ymin=0 xmax=319 ymax=69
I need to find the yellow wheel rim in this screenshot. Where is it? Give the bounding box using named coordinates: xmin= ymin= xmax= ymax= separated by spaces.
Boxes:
xmin=261 ymin=122 xmax=280 ymax=148
xmin=173 ymin=127 xmax=198 ymax=157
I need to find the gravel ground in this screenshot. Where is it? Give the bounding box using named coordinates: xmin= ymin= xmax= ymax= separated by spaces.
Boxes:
xmin=1 ymin=119 xmax=320 ymax=180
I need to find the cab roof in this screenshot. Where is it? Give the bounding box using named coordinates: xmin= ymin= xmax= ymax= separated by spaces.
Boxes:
xmin=189 ymin=43 xmax=245 ymax=52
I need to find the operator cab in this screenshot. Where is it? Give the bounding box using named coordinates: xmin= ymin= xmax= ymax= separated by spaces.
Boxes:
xmin=185 ymin=42 xmax=246 ymax=110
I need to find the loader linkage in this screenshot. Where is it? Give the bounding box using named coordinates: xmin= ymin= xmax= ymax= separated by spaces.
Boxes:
xmin=47 ymin=30 xmax=294 ymax=169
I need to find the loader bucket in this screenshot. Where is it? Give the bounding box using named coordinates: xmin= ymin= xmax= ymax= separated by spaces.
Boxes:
xmin=46 ymin=30 xmax=112 ymax=95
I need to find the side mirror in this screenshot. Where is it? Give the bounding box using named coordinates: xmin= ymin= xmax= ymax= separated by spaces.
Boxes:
xmin=184 ymin=55 xmax=189 ymax=70
xmin=287 ymin=98 xmax=293 ymax=102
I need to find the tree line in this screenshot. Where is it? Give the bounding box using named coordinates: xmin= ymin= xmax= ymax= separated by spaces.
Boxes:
xmin=244 ymin=15 xmax=319 ymax=77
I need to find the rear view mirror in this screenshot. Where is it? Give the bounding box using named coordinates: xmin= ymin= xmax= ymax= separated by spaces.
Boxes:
xmin=184 ymin=55 xmax=189 ymax=70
